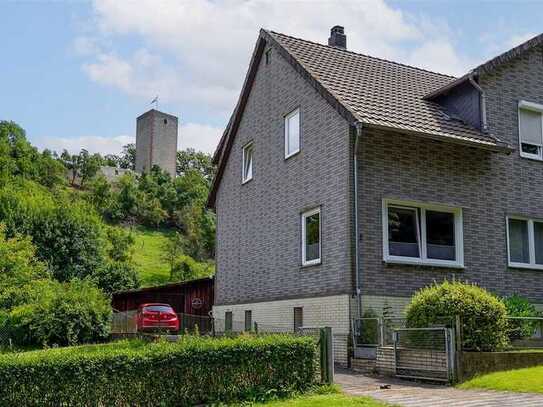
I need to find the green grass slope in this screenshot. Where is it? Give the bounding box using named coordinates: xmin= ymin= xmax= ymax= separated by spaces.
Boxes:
xmin=130 ymin=226 xmax=175 ymax=287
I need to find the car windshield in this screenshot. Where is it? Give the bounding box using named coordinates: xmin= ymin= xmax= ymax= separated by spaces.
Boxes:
xmin=143 ymin=305 xmax=173 ymax=312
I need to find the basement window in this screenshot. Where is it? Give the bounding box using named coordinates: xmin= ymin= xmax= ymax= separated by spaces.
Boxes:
xmin=242 ymin=142 xmax=253 ymax=184
xmin=519 ymin=100 xmax=543 ymax=160
xmin=383 ymin=199 xmax=464 ymax=268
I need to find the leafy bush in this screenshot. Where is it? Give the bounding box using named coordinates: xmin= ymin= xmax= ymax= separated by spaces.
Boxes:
xmin=0 ymin=181 xmax=105 ymax=281
xmin=91 ymin=261 xmax=139 ymax=295
xmin=504 ymin=294 xmax=541 ymax=341
xmin=405 ymin=281 xmax=509 ymax=351
xmin=0 ymin=335 xmax=317 ymax=406
xmin=3 ymin=279 xmax=111 ymax=347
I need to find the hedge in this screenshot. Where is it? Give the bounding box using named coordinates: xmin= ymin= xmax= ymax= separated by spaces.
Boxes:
xmin=0 ymin=335 xmax=317 ymax=406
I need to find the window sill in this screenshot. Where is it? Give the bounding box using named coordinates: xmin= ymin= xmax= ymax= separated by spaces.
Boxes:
xmin=508 ymin=263 xmax=543 ymax=271
xmin=301 ymin=260 xmax=321 ymax=269
xmin=285 ymin=150 xmax=300 ymax=160
xmin=520 ymin=153 xmax=543 ymax=162
xmin=241 ymin=177 xmax=253 ymax=185
xmin=384 ymin=258 xmax=464 ymax=269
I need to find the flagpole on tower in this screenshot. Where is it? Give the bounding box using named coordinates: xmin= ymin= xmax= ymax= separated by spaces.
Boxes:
xmin=150 ymin=96 xmax=159 ymax=110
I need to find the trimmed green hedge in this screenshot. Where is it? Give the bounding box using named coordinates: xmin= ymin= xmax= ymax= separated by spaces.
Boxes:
xmin=0 ymin=335 xmax=317 ymax=406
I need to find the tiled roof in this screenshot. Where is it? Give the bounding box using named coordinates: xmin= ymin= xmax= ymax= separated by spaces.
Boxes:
xmin=208 ymin=29 xmax=514 ymax=207
xmin=267 ymin=31 xmax=509 ymax=149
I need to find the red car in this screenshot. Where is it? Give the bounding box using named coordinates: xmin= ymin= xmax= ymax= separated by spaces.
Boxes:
xmin=136 ymin=303 xmax=179 ymax=333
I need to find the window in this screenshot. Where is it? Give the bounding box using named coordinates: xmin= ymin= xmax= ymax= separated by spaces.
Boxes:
xmin=518 ymin=100 xmax=543 ymax=160
xmin=265 ymin=49 xmax=271 ymax=65
xmin=507 ymin=216 xmax=543 ymax=269
xmin=244 ymin=310 xmax=252 ymax=331
xmin=302 ymin=207 xmax=321 ymax=266
xmin=294 ymin=307 xmax=303 ymax=332
xmin=225 ymin=311 xmax=233 ymax=332
xmin=242 ymin=142 xmax=253 ymax=183
xmin=383 ymin=200 xmax=463 ymax=267
xmin=285 ymin=108 xmax=300 ymax=158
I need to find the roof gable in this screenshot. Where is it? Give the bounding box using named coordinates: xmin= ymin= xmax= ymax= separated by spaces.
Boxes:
xmin=208 ymin=29 xmax=512 ymax=208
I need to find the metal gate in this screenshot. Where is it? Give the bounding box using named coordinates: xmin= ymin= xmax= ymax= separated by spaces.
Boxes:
xmin=393 ymin=327 xmax=455 ymax=382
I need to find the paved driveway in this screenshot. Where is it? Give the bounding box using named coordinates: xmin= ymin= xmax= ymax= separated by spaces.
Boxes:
xmin=336 ymin=369 xmax=543 ymax=406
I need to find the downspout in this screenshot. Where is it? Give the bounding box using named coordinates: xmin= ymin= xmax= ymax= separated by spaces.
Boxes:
xmin=468 ymin=73 xmax=490 ymax=135
xmin=353 ymin=123 xmax=363 ymax=319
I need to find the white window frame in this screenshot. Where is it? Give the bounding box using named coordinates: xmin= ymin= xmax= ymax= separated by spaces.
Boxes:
xmin=506 ymin=215 xmax=543 ymax=270
xmin=284 ymin=108 xmax=301 ymax=159
xmin=301 ymin=207 xmax=321 ymax=266
xmin=241 ymin=141 xmax=253 ymax=184
xmin=518 ymin=100 xmax=543 ymax=161
xmin=382 ymin=199 xmax=464 ymax=268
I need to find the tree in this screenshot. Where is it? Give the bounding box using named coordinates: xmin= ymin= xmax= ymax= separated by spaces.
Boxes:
xmin=103 ymin=154 xmax=120 ymax=167
xmin=119 ymin=143 xmax=136 ymax=170
xmin=0 ymin=121 xmax=64 ymax=189
xmin=176 ymin=148 xmax=215 ymax=182
xmin=0 ymin=224 xmax=49 ymax=309
xmin=164 ymin=232 xmax=185 ymax=278
xmin=78 ymin=149 xmax=102 ymax=187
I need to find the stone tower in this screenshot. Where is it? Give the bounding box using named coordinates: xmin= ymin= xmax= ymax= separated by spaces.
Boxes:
xmin=135 ymin=109 xmax=178 ymax=177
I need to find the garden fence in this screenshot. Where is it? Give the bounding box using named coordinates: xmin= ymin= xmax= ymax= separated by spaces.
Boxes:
xmin=111 ymin=310 xmax=214 ymax=335
xmin=506 ymin=316 xmax=543 ymax=349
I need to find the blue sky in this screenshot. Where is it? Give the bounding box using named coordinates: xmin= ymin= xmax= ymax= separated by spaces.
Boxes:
xmin=1 ymin=0 xmax=541 ymax=155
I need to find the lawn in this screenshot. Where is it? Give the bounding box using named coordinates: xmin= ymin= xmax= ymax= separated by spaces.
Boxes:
xmin=458 ymin=365 xmax=543 ymax=394
xmin=129 ymin=226 xmax=175 ymax=286
xmin=256 ymin=394 xmax=391 ymax=406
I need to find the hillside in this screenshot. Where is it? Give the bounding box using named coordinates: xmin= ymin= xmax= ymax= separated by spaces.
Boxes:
xmin=130 ymin=226 xmax=175 ymax=287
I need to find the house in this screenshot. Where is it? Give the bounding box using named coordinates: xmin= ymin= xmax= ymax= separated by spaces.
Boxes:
xmin=207 ymin=25 xmax=543 ymax=364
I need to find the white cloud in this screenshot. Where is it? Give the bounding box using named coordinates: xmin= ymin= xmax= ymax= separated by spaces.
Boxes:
xmin=34 ymin=122 xmax=221 ymax=156
xmin=179 ymin=123 xmax=222 ymax=154
xmin=78 ymin=0 xmax=472 ymax=116
xmin=34 ymin=135 xmax=134 ymax=155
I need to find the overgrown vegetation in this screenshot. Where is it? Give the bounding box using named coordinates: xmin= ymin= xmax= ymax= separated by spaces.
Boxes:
xmin=405 ymin=281 xmax=509 ymax=351
xmin=0 ymin=335 xmax=317 ymax=406
xmin=503 ymin=294 xmax=542 ymax=342
xmin=0 ymin=120 xmax=216 ymax=347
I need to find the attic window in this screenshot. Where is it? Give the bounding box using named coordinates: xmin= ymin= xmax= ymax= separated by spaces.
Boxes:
xmin=519 ymin=100 xmax=543 ymax=160
xmin=265 ymin=49 xmax=271 ymax=65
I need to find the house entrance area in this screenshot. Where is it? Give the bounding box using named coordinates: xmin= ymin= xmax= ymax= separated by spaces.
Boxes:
xmin=352 ymin=318 xmax=456 ymax=382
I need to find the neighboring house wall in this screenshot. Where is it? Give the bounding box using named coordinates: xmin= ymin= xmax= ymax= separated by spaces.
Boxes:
xmin=214 ymin=45 xmax=353 ymax=306
xmin=357 ymin=47 xmax=543 ymax=311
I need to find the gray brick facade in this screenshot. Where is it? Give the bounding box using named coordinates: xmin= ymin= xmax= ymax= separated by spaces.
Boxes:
xmin=358 ymin=45 xmax=543 ymax=304
xmin=214 ymin=46 xmax=353 ymax=306
xmin=214 ymin=29 xmax=543 ymax=316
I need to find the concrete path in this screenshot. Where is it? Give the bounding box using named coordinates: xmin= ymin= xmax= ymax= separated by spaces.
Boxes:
xmin=336 ymin=369 xmax=543 ymax=406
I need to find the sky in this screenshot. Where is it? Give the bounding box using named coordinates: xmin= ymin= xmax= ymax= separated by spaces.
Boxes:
xmin=1 ymin=0 xmax=542 ymax=156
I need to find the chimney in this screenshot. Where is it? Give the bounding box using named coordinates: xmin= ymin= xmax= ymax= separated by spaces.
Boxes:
xmin=328 ymin=25 xmax=346 ymax=49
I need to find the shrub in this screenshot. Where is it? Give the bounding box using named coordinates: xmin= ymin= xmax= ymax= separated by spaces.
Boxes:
xmin=504 ymin=294 xmax=541 ymax=341
xmin=3 ymin=279 xmax=111 ymax=347
xmin=91 ymin=261 xmax=139 ymax=295
xmin=0 ymin=335 xmax=317 ymax=406
xmin=0 ymin=181 xmax=105 ymax=281
xmin=405 ymin=281 xmax=509 ymax=351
